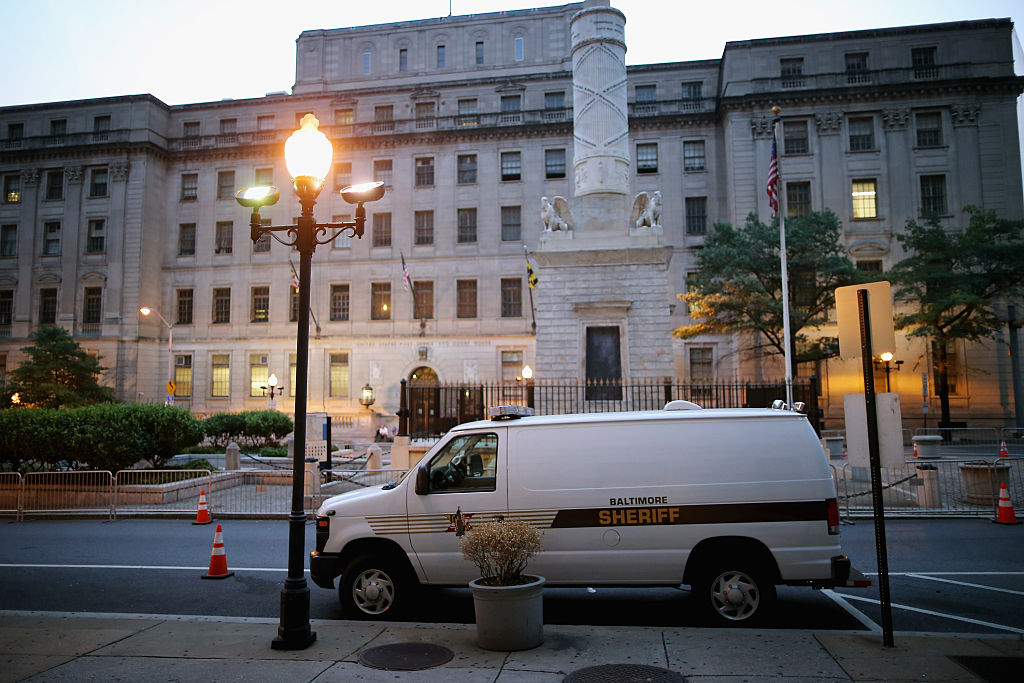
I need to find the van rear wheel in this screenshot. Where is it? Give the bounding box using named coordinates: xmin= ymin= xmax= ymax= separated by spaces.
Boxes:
xmin=339 ymin=554 xmax=410 ymax=619
xmin=694 ymin=564 xmax=775 ymax=626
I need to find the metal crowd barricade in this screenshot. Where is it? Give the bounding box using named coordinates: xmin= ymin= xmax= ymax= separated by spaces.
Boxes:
xmin=114 ymin=470 xmax=213 ymax=518
xmin=214 ymin=470 xmax=292 ymax=518
xmin=0 ymin=472 xmax=23 ymax=520
xmin=22 ymin=471 xmax=114 ymax=519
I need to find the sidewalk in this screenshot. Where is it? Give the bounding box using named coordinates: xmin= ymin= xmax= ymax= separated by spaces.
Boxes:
xmin=2 ymin=611 xmax=1021 ymax=682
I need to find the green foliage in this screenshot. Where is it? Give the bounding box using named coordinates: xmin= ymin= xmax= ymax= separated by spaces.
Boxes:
xmin=0 ymin=404 xmax=204 ymax=471
xmin=6 ymin=326 xmax=117 ymax=409
xmin=675 ymin=211 xmax=861 ymax=371
xmin=203 ymin=411 xmax=293 ymax=449
xmin=172 ymin=458 xmax=219 ymax=472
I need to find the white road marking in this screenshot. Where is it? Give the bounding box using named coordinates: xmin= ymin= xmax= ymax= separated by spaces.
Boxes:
xmin=904 ymin=573 xmax=1024 ymax=596
xmin=821 ymin=589 xmax=881 ymax=633
xmin=0 ymin=563 xmax=293 ymax=572
xmin=837 ymin=593 xmax=1024 ymax=634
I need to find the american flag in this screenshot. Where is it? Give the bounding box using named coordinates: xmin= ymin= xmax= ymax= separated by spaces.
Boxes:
xmin=401 ymin=252 xmax=412 ymax=291
xmin=766 ymin=132 xmax=780 ymax=217
xmin=288 ymin=259 xmax=300 ymax=291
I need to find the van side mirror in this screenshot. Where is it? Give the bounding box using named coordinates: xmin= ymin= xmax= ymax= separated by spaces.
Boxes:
xmin=415 ymin=464 xmax=430 ymax=495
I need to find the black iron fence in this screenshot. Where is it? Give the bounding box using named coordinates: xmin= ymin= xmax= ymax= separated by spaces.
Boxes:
xmin=398 ymin=377 xmax=821 ymax=440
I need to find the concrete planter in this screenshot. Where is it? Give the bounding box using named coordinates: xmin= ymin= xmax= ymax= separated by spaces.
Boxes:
xmin=469 ymin=575 xmax=545 ymax=651
xmin=958 ymin=462 xmax=1011 ymax=505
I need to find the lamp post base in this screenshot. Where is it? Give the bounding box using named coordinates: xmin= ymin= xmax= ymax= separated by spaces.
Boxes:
xmin=270 ymin=580 xmax=317 ymax=650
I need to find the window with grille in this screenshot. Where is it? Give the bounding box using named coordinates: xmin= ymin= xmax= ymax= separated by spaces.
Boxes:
xmin=216 ymin=171 xmax=235 ymax=199
xmin=457 ymin=280 xmax=477 ymax=318
xmin=39 ymin=288 xmax=57 ymax=324
xmin=3 ymin=175 xmax=20 ymax=204
xmin=856 ymin=260 xmax=883 ymax=273
xmin=176 ymin=288 xmax=193 ymax=325
xmin=780 ymin=58 xmax=804 ymax=88
xmin=689 ymin=347 xmax=714 ymax=382
xmin=212 ymin=288 xmax=231 ymax=323
xmin=544 ymin=91 xmax=565 ymax=120
xmin=219 ymin=118 xmax=237 ymax=136
xmin=45 ymin=170 xmax=63 ymax=201
xmin=250 ymin=286 xmax=269 ymax=322
xmin=371 ymin=282 xmax=391 ymax=320
xmin=635 ymin=85 xmax=656 ymax=114
xmin=373 ymin=105 xmax=393 ymax=132
xmin=184 ymin=121 xmax=200 ymax=137
xmin=458 ymin=99 xmax=478 ymax=126
xmin=215 ymin=222 xmax=233 ymax=254
xmin=585 ymin=327 xmax=621 ymax=400
xmin=254 ymin=167 xmax=273 ymax=187
xmin=681 ymin=81 xmax=703 ymax=110
xmin=414 ymin=211 xmax=434 ymax=245
xmin=636 ymin=143 xmax=658 ymax=173
xmin=249 ymin=354 xmax=268 ymax=397
xmin=787 ymin=181 xmax=811 ymax=217
xmin=334 ymin=162 xmax=351 ymax=191
xmin=683 ymin=140 xmax=705 ymax=172
xmin=82 ymin=287 xmax=102 ymax=324
xmin=915 ymin=112 xmax=942 ymax=147
xmin=334 ymin=109 xmax=353 ymax=127
xmin=920 ymin=174 xmax=947 ymax=215
xmin=457 ymin=208 xmax=477 ymax=243
xmin=457 ymin=154 xmax=477 ymax=183
xmin=0 ymin=224 xmax=16 ymax=257
xmin=253 ymin=218 xmax=271 ymax=252
xmin=330 ymin=215 xmax=351 ymax=249
xmin=89 ymin=168 xmax=108 ymax=197
xmin=50 ymin=119 xmax=66 ymax=137
xmin=290 ymin=288 xmax=299 ymax=322
xmin=851 ymin=179 xmax=878 ymax=219
xmin=415 ymin=157 xmax=434 ymax=187
xmin=783 ymin=120 xmax=808 ymax=155
xmin=330 ymin=284 xmax=350 ymax=321
xmin=330 ymin=353 xmax=350 ymax=397
xmin=7 ymin=123 xmax=23 ymax=140
xmin=545 ymin=149 xmax=566 ymax=178
xmin=501 ymin=206 xmax=521 ymax=242
xmin=43 ymin=221 xmax=61 ymax=255
xmin=211 ymin=354 xmax=230 ymax=397
xmin=181 ymin=173 xmax=198 ymax=201
xmin=501 ymin=350 xmax=523 ymax=382
xmin=372 ymin=213 xmax=391 ymax=247
xmin=500 ymin=152 xmax=521 ymax=181
xmin=373 ymin=159 xmax=393 ymax=186
xmin=257 ymin=115 xmax=275 ymax=131
xmin=845 ymin=52 xmax=870 ymax=83
xmin=0 ymin=290 xmax=12 ymax=327
xmin=685 ymin=197 xmax=707 ymax=235
xmin=415 ymin=101 xmax=436 ymax=129
xmin=848 ymin=117 xmax=874 ymax=151
xmin=414 ymin=281 xmax=433 ymax=319
xmin=912 ymin=46 xmax=937 ymax=79
xmin=501 ymin=278 xmax=522 ymax=318
xmin=174 ymin=355 xmax=192 ymax=398
xmin=86 ymin=219 xmax=105 ymax=253
xmin=178 ymin=224 xmax=196 ymax=256
xmin=500 ymin=95 xmax=521 ymax=123
xmin=288 ymin=353 xmax=297 ymax=396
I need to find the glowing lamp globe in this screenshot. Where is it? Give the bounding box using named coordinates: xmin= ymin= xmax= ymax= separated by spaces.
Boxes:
xmin=285 ymin=114 xmax=333 ymax=182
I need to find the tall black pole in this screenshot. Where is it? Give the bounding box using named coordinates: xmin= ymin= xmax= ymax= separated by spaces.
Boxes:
xmin=858 ymin=288 xmax=894 ymax=647
xmin=271 ymin=195 xmax=316 ymax=650
xmin=1008 ymin=305 xmax=1024 ymax=432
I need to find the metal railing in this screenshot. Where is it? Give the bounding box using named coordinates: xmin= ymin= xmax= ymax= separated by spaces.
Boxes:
xmin=22 ymin=471 xmax=115 ymax=519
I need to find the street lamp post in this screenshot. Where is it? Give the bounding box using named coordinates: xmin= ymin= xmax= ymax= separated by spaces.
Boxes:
xmin=139 ymin=306 xmax=173 ymax=403
xmin=263 ymin=373 xmax=283 ymax=411
xmin=236 ymin=113 xmax=384 ymax=651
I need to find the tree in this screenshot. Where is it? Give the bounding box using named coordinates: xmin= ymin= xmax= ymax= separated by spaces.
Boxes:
xmin=674 ymin=210 xmax=861 ymax=375
xmin=6 ymin=326 xmax=117 ymax=408
xmin=887 ymin=207 xmax=1024 ymax=427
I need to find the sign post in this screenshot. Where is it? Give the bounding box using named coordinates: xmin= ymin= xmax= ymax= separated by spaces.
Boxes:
xmin=166 ymin=379 xmax=176 ymax=405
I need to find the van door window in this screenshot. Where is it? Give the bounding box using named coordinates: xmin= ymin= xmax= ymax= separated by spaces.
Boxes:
xmin=426 ymin=433 xmax=498 ymax=493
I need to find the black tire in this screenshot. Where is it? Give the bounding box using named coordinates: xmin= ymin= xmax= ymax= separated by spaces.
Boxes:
xmin=692 ymin=562 xmax=776 ymax=626
xmin=338 ymin=553 xmax=412 ymax=619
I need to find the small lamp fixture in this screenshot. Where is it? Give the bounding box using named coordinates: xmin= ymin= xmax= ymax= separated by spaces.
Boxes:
xmin=879 ymin=351 xmax=894 ymax=363
xmin=359 ymin=383 xmax=375 ymax=407
xmin=285 ymin=114 xmax=333 ymax=198
xmin=521 ymin=365 xmax=534 ymax=381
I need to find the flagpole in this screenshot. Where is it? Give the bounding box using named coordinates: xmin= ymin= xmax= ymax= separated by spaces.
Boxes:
xmin=524 ymin=246 xmax=537 ymax=335
xmin=772 ymin=107 xmax=795 ymax=408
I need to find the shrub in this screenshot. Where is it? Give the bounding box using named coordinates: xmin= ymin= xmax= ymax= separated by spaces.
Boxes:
xmin=460 ymin=518 xmax=543 ymax=586
xmin=203 ymin=411 xmax=293 ymax=449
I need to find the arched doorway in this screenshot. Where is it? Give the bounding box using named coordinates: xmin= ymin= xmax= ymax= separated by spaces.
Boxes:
xmin=408 ymin=366 xmax=438 ymax=436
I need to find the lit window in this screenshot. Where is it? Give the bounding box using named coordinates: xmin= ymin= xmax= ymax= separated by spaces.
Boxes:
xmin=250 ymin=286 xmax=269 ymax=322
xmin=174 ymin=355 xmax=192 ymax=398
xmin=371 ymin=283 xmax=391 ymax=320
xmin=851 ymin=179 xmax=877 ymax=219
xmin=3 ymin=174 xmax=20 ymax=204
xmin=250 ymin=354 xmax=268 ymax=397
xmin=330 ymin=353 xmax=349 ymax=397
xmin=211 ymin=354 xmax=230 ymax=397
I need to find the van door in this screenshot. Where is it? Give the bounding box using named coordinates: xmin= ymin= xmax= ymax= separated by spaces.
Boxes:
xmin=406 ymin=430 xmax=508 ymax=584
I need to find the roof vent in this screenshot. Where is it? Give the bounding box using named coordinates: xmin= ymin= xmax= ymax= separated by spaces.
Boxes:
xmin=664 ymin=400 xmax=702 ymax=411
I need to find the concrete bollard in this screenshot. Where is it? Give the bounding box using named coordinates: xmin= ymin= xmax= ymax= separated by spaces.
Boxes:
xmin=367 ymin=444 xmax=382 ymax=470
xmin=225 ymin=442 xmax=241 ymax=470
xmin=390 ymin=436 xmax=411 ymax=470
xmin=915 ymin=464 xmax=941 ymax=508
xmin=912 ymin=434 xmax=942 ymax=459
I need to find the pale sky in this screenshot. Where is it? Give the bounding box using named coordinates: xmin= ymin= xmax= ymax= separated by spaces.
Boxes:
xmin=0 ymin=0 xmax=1021 ymax=108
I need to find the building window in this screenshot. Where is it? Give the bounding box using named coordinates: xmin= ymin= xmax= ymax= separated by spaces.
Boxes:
xmin=373 ymin=159 xmax=393 ymax=187
xmin=501 ymin=350 xmax=523 ymax=382
xmin=500 ymin=151 xmax=521 ymax=181
xmin=545 ymin=149 xmax=566 ymax=179
xmin=180 ymin=173 xmax=198 ymax=201
xmin=398 ymin=48 xmax=408 ymax=71
xmin=362 ymin=51 xmax=372 ymax=75
xmin=183 ymin=121 xmax=200 ymax=138
xmin=635 ymin=84 xmax=656 ymax=114
xmin=457 ymin=208 xmax=477 ymax=243
xmin=780 ymin=57 xmax=804 ymax=88
xmin=414 ymin=280 xmax=433 ymax=319
xmin=176 ymin=288 xmax=193 ymax=325
xmin=288 ymin=353 xmax=297 ymax=396
xmin=585 ymin=326 xmax=621 ymax=400
xmin=174 ymin=355 xmax=192 ymax=398
xmin=334 ymin=109 xmax=353 ymax=127
xmin=681 ymin=80 xmax=703 ymax=110
xmin=912 ymin=46 xmax=938 ymax=79
xmin=786 ymin=181 xmax=811 ymax=217
xmin=500 ymin=95 xmax=521 ymax=123
xmin=3 ymin=174 xmax=20 ymax=204
xmin=373 ymin=105 xmax=394 ymax=132
xmin=845 ymin=52 xmax=869 ymax=84
xmin=219 ymin=118 xmax=236 ymax=136
xmin=290 ymin=288 xmax=299 ymax=322
xmin=436 ymin=44 xmax=446 ymax=68
xmin=683 ymin=140 xmax=705 ymax=172
xmin=330 ymin=284 xmax=350 ymax=321
xmin=82 ymin=287 xmax=102 ymax=325
xmin=920 ymin=174 xmax=947 ymax=215
xmin=458 ymin=98 xmax=478 ymax=126
xmin=415 ymin=157 xmax=434 ymax=187
xmin=476 ymin=41 xmax=484 ymax=65
xmin=457 ymin=154 xmax=477 ymax=183
xmin=257 ymin=115 xmax=275 ymax=132
xmin=856 ymin=260 xmax=883 ymax=273
xmin=851 ymin=179 xmax=878 ymax=219
xmin=333 ymin=162 xmax=351 ymax=191
xmin=43 ymin=221 xmax=61 ymax=255
xmin=0 ymin=224 xmax=16 ymax=257
xmin=0 ymin=290 xmax=12 ymax=329
xmin=501 ymin=206 xmax=521 ymax=242
xmin=372 ymin=213 xmax=391 ymax=247
xmin=848 ymin=117 xmax=874 ymax=152
xmin=254 ymin=167 xmax=273 ymax=187
xmin=915 ymin=112 xmax=942 ymax=147
xmin=331 ymin=214 xmax=352 ymax=249
xmin=178 ymin=223 xmax=196 ymax=256
xmin=7 ymin=122 xmax=24 ymax=140
xmin=86 ymin=219 xmax=105 ymax=253
xmin=514 ymin=36 xmax=524 ymax=61
xmin=216 ymin=171 xmax=235 ymax=199
xmin=500 ymin=278 xmax=522 ymax=318
xmin=249 ymin=354 xmax=268 ymax=397
xmin=415 ymin=101 xmax=436 ymax=129
xmin=212 ymin=288 xmax=231 ymax=323
xmin=685 ymin=197 xmax=707 ymax=235
xmin=329 ymin=353 xmax=349 ymax=397
xmin=39 ymin=288 xmax=58 ymax=325
xmin=689 ymin=347 xmax=714 ymax=382
xmin=636 ymin=143 xmax=658 ymax=173
xmin=414 ymin=210 xmax=434 ymax=245
xmin=211 ymin=354 xmax=230 ymax=397
xmin=371 ymin=282 xmax=391 ymax=320
xmin=783 ymin=120 xmax=808 ymax=155
xmin=253 ymin=221 xmax=271 ymax=253
xmin=250 ymin=286 xmax=269 ymax=322
xmin=49 ymin=119 xmax=67 ymax=138
xmin=45 ymin=170 xmax=64 ymax=201
xmin=89 ymin=168 xmax=108 ymax=197
xmin=457 ymin=279 xmax=477 ymax=318
xmin=215 ymin=221 xmax=233 ymax=254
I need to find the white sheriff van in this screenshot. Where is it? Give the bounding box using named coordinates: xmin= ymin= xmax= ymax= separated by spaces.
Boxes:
xmin=311 ymin=403 xmax=869 ymax=625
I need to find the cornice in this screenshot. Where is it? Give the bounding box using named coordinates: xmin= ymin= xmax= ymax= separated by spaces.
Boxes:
xmin=0 ymin=140 xmax=169 ymax=165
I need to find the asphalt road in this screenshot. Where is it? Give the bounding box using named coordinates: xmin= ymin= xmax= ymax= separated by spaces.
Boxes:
xmin=0 ymin=518 xmax=1020 ymax=634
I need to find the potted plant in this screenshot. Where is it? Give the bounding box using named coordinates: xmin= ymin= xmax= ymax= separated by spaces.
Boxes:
xmin=460 ymin=517 xmax=544 ymax=650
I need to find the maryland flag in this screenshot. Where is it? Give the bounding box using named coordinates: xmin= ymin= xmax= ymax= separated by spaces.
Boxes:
xmin=526 ymin=256 xmax=538 ymax=289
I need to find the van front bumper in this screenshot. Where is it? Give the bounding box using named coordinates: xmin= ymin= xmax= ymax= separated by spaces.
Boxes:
xmin=309 ymin=551 xmax=342 ymax=589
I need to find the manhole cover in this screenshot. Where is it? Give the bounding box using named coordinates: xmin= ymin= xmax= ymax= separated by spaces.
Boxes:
xmin=564 ymin=664 xmax=686 ymax=683
xmin=358 ymin=642 xmax=454 ymax=671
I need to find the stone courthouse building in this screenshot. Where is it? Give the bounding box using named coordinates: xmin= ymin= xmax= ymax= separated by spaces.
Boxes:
xmin=0 ymin=0 xmax=1022 ymax=435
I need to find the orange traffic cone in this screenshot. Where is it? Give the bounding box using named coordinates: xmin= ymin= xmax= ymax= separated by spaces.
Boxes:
xmin=999 ymin=441 xmax=1009 ymax=458
xmin=193 ymin=489 xmax=212 ymax=525
xmin=992 ymin=482 xmax=1021 ymax=525
xmin=841 ymin=447 xmax=847 ymax=459
xmin=202 ymin=524 xmax=235 ymax=579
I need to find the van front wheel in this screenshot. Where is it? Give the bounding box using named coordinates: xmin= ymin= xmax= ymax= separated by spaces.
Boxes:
xmin=694 ymin=565 xmax=775 ymax=626
xmin=339 ymin=554 xmax=409 ymax=619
